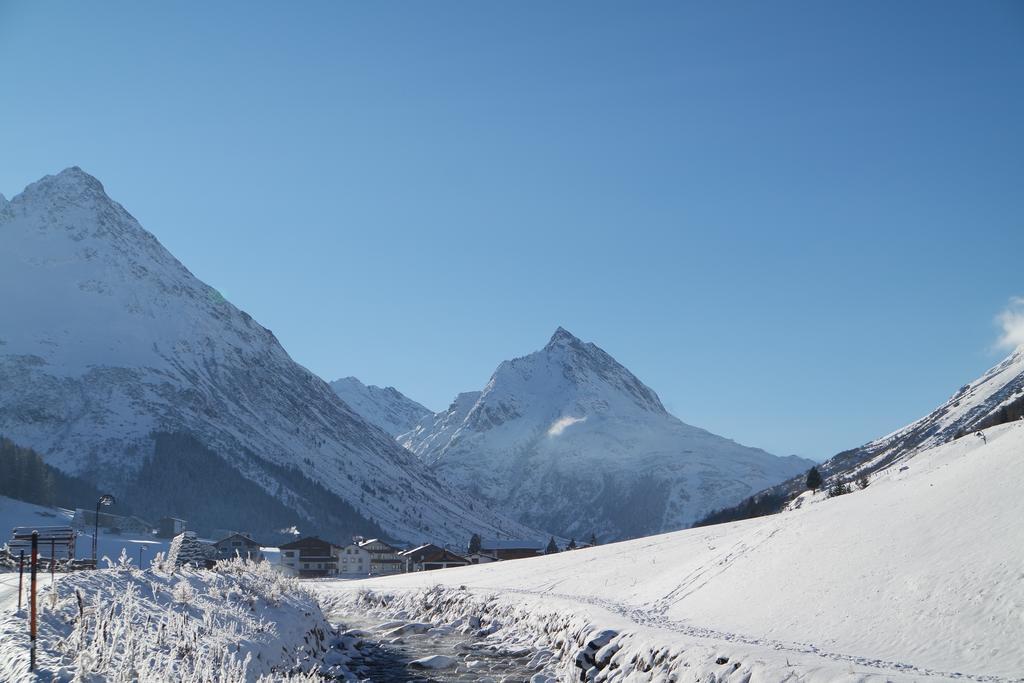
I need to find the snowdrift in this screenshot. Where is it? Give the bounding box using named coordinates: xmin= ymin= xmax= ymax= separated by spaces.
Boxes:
xmin=317 ymin=421 xmax=1024 ymax=681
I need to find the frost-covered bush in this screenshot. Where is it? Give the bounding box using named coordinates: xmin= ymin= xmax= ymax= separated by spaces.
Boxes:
xmin=0 ymin=559 xmax=342 ymax=681
xmin=0 ymin=543 xmax=16 ymax=570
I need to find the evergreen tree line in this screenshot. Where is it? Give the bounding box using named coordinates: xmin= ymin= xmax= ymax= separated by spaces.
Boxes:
xmin=123 ymin=432 xmax=390 ymax=545
xmin=0 ymin=436 xmax=117 ymax=511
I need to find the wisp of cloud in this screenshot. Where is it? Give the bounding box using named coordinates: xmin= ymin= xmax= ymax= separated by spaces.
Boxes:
xmin=996 ymin=297 xmax=1024 ymax=351
xmin=547 ymin=415 xmax=587 ymax=437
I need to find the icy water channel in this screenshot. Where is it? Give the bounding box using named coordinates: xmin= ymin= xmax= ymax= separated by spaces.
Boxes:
xmin=328 ymin=610 xmax=555 ymax=683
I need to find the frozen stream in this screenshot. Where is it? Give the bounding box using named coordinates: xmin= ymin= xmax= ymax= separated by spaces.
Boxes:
xmin=327 ymin=610 xmax=556 ymax=682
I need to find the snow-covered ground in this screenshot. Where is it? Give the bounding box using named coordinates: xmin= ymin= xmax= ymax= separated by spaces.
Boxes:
xmin=316 ymin=421 xmax=1024 ymax=682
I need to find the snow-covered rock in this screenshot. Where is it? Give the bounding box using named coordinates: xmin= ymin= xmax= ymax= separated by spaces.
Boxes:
xmin=0 ymin=167 xmax=536 ymax=546
xmin=329 ymin=376 xmax=432 ymax=437
xmin=400 ymin=327 xmax=812 ymax=540
xmin=408 ymin=654 xmax=457 ymax=669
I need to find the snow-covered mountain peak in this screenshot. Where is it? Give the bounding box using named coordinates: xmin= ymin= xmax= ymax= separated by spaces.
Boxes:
xmin=329 ymin=376 xmax=433 ymax=438
xmin=545 ymin=326 xmax=581 ymax=349
xmin=402 ymin=329 xmax=813 ymax=539
xmin=483 ymin=328 xmax=666 ymax=420
xmin=18 ymin=166 xmax=109 ymax=205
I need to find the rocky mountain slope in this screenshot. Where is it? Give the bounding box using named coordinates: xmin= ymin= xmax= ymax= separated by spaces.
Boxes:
xmin=0 ymin=167 xmax=536 ymax=545
xmin=399 ymin=328 xmax=812 ymax=541
xmin=697 ymin=343 xmax=1024 ymax=525
xmin=329 ymin=377 xmax=432 ymax=437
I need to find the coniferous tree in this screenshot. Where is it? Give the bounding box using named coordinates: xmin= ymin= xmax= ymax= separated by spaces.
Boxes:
xmin=567 ymin=538 xmax=577 ymax=550
xmin=588 ymin=532 xmax=598 ymax=547
xmin=806 ymin=467 xmax=823 ymax=492
xmin=545 ymin=536 xmax=559 ymax=554
xmin=468 ymin=533 xmax=482 ymax=554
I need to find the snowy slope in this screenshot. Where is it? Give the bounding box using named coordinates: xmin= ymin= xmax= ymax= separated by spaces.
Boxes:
xmin=0 ymin=167 xmax=537 ymax=546
xmin=825 ymin=343 xmax=1024 ymax=478
xmin=708 ymin=344 xmax=1024 ymax=525
xmin=319 ymin=421 xmax=1024 ymax=681
xmin=329 ymin=377 xmax=432 ymax=437
xmin=400 ymin=328 xmax=812 ymax=541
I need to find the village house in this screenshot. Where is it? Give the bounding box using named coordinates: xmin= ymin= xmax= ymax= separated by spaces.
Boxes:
xmin=357 ymin=538 xmax=404 ymax=575
xmin=157 ymin=516 xmax=188 ymax=538
xmin=479 ymin=539 xmax=546 ymax=560
xmin=214 ymin=533 xmax=263 ymax=562
xmin=467 ymin=550 xmax=500 ymax=565
xmin=73 ymin=509 xmax=153 ymax=536
xmin=399 ymin=543 xmax=445 ymax=572
xmin=419 ymin=548 xmax=471 ymax=571
xmin=279 ymin=536 xmax=339 ymax=577
xmin=337 ymin=543 xmax=372 ymax=575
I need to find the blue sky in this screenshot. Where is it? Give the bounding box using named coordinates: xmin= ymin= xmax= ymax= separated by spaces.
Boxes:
xmin=1 ymin=1 xmax=1022 ymax=460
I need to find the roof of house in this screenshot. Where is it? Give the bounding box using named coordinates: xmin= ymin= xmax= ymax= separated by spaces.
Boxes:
xmin=421 ymin=548 xmax=470 ymax=564
xmin=480 ymin=539 xmax=546 ymax=550
xmin=400 ymin=543 xmax=444 ymax=561
xmin=279 ymin=535 xmax=338 ymax=550
xmin=215 ymin=532 xmax=260 ymax=546
xmin=358 ymin=538 xmax=400 ymax=552
xmin=469 ymin=551 xmax=501 ymax=561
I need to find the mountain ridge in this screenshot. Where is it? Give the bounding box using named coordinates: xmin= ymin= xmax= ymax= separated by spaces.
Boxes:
xmin=0 ymin=166 xmax=539 ymax=546
xmin=329 ymin=376 xmax=433 ymax=438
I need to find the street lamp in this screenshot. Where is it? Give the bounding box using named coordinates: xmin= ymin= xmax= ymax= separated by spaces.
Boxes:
xmin=92 ymin=494 xmax=115 ymax=565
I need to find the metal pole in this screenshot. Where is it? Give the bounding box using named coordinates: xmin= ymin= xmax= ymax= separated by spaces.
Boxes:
xmin=50 ymin=538 xmax=55 ymax=584
xmin=30 ymin=530 xmax=38 ymax=672
xmin=17 ymin=550 xmax=24 ymax=611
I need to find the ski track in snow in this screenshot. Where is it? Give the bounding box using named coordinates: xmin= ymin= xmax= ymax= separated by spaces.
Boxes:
xmin=478 ymin=585 xmax=1013 ymax=682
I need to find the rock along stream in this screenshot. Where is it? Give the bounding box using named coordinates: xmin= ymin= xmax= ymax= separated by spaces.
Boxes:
xmin=326 ymin=608 xmax=557 ymax=683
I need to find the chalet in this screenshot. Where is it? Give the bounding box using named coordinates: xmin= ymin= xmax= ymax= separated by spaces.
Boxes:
xmin=479 ymin=539 xmax=545 ymax=560
xmin=420 ymin=548 xmax=471 ymax=571
xmin=467 ymin=551 xmax=500 ymax=565
xmin=357 ymin=538 xmax=404 ymax=575
xmin=73 ymin=509 xmax=153 ymax=535
xmin=214 ymin=533 xmax=263 ymax=561
xmin=399 ymin=543 xmax=445 ymax=572
xmin=158 ymin=517 xmax=188 ymax=538
xmin=337 ymin=543 xmax=372 ymax=575
xmin=279 ymin=536 xmax=339 ymax=577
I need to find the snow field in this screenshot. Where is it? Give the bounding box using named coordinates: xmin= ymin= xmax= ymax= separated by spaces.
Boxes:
xmin=315 ymin=421 xmax=1024 ymax=681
